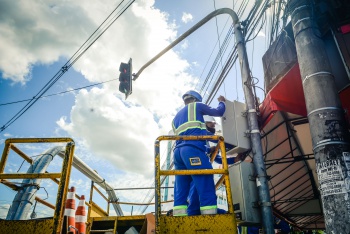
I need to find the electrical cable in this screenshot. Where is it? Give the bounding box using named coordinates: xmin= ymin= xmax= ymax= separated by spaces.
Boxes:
xmin=0 ymin=78 xmax=118 ymax=106
xmin=235 ymin=60 xmax=238 ymax=101
xmin=246 ymin=4 xmax=268 ymax=42
xmin=205 ymin=49 xmax=238 ymax=104
xmin=202 ymin=39 xmax=235 ymax=100
xmin=204 ymin=0 xmax=269 ymax=105
xmin=201 ymin=29 xmax=234 ymax=98
xmin=200 ymin=25 xmax=234 ymax=95
xmin=195 ymin=17 xmax=231 ymax=92
xmin=199 ymin=0 xmax=268 ymax=104
xmin=0 ymin=0 xmax=135 ymax=132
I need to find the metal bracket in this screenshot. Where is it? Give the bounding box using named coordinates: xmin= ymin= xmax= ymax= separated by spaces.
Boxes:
xmin=256 ymin=174 xmax=271 ymax=180
xmin=258 ymin=201 xmax=272 ymax=207
xmin=313 ymin=140 xmax=350 ymax=151
xmin=249 ymin=175 xmax=256 ymax=181
xmin=242 ymin=109 xmax=257 ymax=117
xmin=245 ymin=129 xmax=260 ymax=137
xmin=307 ymin=106 xmax=342 ymax=116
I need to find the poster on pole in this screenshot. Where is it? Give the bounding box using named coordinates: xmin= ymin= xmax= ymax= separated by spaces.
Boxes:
xmin=316 ymin=159 xmax=348 ymax=197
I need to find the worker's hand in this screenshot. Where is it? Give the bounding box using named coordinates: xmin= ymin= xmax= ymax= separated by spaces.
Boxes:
xmin=217 ymin=95 xmax=226 ymax=102
xmin=209 ymin=146 xmax=216 ymax=154
xmin=234 ymin=152 xmax=249 ymax=163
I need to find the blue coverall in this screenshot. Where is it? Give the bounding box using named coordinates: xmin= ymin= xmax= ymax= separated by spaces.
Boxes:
xmin=172 ymin=101 xmax=225 ymax=216
xmin=188 ymin=154 xmax=236 ymax=215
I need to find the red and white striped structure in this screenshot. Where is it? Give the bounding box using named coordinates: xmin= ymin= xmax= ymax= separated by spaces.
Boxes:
xmin=75 ymin=195 xmax=87 ymax=234
xmin=64 ymin=186 xmax=76 ymax=232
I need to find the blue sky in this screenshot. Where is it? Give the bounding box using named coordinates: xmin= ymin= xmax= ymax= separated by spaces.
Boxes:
xmin=0 ymin=0 xmax=269 ymax=217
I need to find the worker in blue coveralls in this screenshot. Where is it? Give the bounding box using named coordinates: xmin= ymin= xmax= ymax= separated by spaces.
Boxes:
xmin=172 ymin=90 xmax=226 ymax=216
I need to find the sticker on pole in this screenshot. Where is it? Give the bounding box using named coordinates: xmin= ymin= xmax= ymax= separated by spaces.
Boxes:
xmin=316 ymin=159 xmax=347 ymax=197
xmin=343 ymin=152 xmax=350 ymax=177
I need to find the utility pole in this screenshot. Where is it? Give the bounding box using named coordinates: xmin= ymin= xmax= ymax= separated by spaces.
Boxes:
xmin=287 ymin=0 xmax=350 ymax=233
xmin=234 ymin=20 xmax=275 ymax=234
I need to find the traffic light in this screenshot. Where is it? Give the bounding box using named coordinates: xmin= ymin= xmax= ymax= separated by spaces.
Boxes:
xmin=119 ymin=58 xmax=132 ymax=98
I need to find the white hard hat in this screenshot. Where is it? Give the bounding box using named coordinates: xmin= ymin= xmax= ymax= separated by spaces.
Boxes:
xmin=203 ymin=115 xmax=216 ymax=123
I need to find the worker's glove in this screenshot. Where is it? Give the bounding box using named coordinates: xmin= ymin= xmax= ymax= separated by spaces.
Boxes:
xmin=218 ymin=95 xmax=226 ymax=102
xmin=206 ymin=126 xmax=215 ymax=133
xmin=209 ymin=146 xmax=216 ymax=154
xmin=234 ymin=150 xmax=250 ymax=163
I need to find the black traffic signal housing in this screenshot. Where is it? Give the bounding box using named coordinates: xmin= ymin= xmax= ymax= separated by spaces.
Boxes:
xmin=119 ymin=58 xmax=132 ymax=98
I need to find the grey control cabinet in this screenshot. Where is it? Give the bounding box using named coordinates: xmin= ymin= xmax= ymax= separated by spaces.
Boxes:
xmin=220 ymin=100 xmax=250 ymax=154
xmin=229 ymin=162 xmax=261 ymax=224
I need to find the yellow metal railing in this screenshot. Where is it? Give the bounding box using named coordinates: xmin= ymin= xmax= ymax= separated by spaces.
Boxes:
xmin=0 ymin=138 xmax=75 ymax=234
xmin=154 ymin=135 xmax=237 ymax=233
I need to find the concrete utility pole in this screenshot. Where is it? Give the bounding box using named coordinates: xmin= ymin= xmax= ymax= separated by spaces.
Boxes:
xmin=288 ymin=0 xmax=350 ymax=233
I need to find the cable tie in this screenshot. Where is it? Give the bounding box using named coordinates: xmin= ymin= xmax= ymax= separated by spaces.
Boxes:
xmin=292 ymin=17 xmax=310 ymax=29
xmin=307 ymin=107 xmax=343 ymax=116
xmin=303 ymin=71 xmax=333 ymax=84
xmin=259 ymin=201 xmax=271 ymax=207
xmin=290 ymin=5 xmax=310 ymax=17
xmin=313 ymin=141 xmax=350 ymax=151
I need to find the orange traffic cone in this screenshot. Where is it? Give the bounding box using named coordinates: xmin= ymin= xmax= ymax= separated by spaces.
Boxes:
xmin=75 ymin=195 xmax=87 ymax=234
xmin=64 ymin=187 xmax=76 ymax=233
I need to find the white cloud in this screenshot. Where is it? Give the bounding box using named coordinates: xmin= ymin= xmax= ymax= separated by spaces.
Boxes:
xmin=0 ymin=203 xmax=10 ymax=219
xmin=0 ymin=1 xmax=95 ymax=83
xmin=1 ymin=0 xmax=198 ymax=183
xmin=181 ymin=40 xmax=189 ymax=50
xmin=57 ymin=87 xmax=171 ymax=177
xmin=181 ymin=12 xmax=193 ymax=24
xmin=53 ymin=1 xmax=198 ymax=176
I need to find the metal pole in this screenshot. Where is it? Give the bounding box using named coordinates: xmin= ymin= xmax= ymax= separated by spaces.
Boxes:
xmin=287 ymin=0 xmax=350 ymax=233
xmin=53 ymin=142 xmax=75 ymax=234
xmin=154 ymin=140 xmax=161 ymax=234
xmin=233 ymin=19 xmax=275 ymax=234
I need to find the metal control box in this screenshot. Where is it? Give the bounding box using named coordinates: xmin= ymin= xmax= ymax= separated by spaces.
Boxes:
xmin=229 ymin=162 xmax=261 ymax=224
xmin=220 ymin=100 xmax=250 ymax=154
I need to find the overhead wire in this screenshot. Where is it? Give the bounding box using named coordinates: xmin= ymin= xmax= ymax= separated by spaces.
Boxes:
xmin=200 ymin=25 xmax=234 ymax=97
xmin=195 ymin=17 xmax=231 ymax=91
xmin=200 ymin=0 xmax=250 ymax=101
xmin=204 ymin=0 xmax=269 ymax=105
xmin=0 ymin=0 xmax=135 ymax=132
xmin=246 ymin=1 xmax=269 ymax=41
xmin=205 ymin=47 xmax=238 ymax=104
xmin=0 ymin=78 xmax=118 ymax=106
xmin=206 ymin=44 xmax=236 ymax=103
xmin=235 ymin=59 xmax=238 ymax=101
